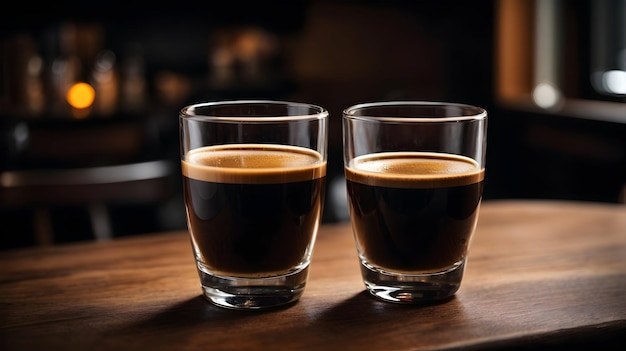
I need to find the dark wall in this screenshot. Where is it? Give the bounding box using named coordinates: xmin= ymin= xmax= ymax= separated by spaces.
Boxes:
xmin=4 ymin=1 xmax=624 ymax=249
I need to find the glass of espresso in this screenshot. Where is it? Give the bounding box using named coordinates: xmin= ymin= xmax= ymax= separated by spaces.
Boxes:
xmin=343 ymin=101 xmax=487 ymax=304
xmin=180 ymin=100 xmax=328 ymax=310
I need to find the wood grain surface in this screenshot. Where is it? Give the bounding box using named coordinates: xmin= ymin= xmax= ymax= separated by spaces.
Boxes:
xmin=1 ymin=200 xmax=625 ymax=350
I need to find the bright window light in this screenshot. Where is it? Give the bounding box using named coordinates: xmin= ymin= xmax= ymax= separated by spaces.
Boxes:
xmin=603 ymin=70 xmax=626 ymax=95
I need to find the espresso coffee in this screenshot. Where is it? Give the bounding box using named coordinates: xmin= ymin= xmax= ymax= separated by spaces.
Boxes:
xmin=182 ymin=144 xmax=326 ymax=278
xmin=345 ymin=152 xmax=484 ymax=273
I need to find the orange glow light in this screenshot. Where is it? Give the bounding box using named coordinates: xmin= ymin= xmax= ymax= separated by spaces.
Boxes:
xmin=66 ymin=82 xmax=95 ymax=109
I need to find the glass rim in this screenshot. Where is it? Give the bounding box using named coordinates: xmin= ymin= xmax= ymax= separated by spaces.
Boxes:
xmin=343 ymin=101 xmax=487 ymax=122
xmin=180 ymin=100 xmax=329 ymax=122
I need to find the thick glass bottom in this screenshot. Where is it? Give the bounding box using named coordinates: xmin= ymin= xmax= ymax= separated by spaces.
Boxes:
xmin=361 ymin=259 xmax=466 ymax=304
xmin=197 ymin=265 xmax=309 ymax=310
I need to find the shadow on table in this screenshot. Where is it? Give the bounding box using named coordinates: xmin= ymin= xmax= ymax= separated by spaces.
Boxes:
xmin=98 ymin=291 xmax=625 ymax=350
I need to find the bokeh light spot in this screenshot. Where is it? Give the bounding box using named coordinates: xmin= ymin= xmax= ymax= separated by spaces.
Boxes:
xmin=67 ymin=82 xmax=95 ymax=109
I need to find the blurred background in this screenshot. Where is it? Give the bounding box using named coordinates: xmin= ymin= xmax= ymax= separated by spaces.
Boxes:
xmin=1 ymin=0 xmax=625 ymax=250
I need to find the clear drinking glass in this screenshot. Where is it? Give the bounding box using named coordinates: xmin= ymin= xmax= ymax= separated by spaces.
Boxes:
xmin=180 ymin=100 xmax=328 ymax=310
xmin=342 ymin=101 xmax=487 ymax=304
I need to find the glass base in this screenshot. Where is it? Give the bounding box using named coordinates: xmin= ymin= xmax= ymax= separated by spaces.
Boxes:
xmin=361 ymin=259 xmax=466 ymax=304
xmin=198 ymin=265 xmax=309 ymax=310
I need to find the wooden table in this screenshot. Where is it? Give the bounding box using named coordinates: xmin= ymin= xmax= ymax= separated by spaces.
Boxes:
xmin=1 ymin=200 xmax=625 ymax=350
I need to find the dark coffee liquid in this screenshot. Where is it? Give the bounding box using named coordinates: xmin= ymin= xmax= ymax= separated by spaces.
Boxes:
xmin=345 ymin=152 xmax=484 ymax=273
xmin=182 ymin=144 xmax=326 ymax=277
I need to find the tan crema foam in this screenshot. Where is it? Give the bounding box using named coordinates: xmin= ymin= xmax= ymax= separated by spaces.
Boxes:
xmin=345 ymin=152 xmax=484 ymax=189
xmin=182 ymin=144 xmax=326 ymax=184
